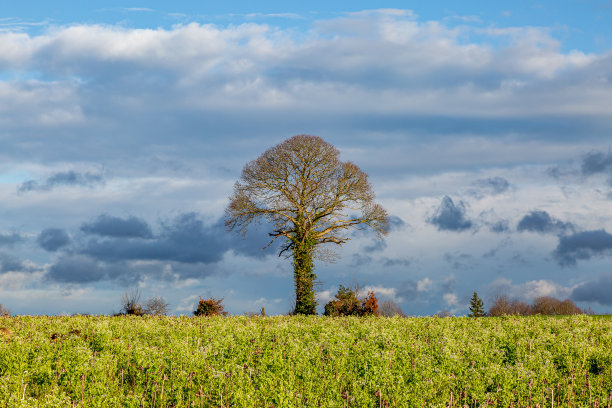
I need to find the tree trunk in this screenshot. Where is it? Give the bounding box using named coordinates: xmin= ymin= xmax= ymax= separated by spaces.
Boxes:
xmin=293 ymin=238 xmax=317 ymax=315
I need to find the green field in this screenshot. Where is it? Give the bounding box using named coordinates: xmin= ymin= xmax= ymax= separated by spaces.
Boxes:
xmin=0 ymin=315 xmax=610 ymax=407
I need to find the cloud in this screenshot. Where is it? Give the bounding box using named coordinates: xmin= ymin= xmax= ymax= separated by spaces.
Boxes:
xmin=1 ymin=13 xmax=612 ymax=314
xmin=472 ymin=176 xmax=510 ymax=195
xmin=0 ymin=232 xmax=24 ymax=247
xmin=122 ymin=8 xmax=154 ymax=12
xmin=487 ymin=277 xmax=572 ymax=301
xmin=489 ymin=220 xmax=510 ymax=233
xmin=37 ymin=228 xmax=71 ymax=251
xmin=553 ymin=229 xmax=612 ymax=266
xmin=517 ymin=210 xmax=574 ymax=235
xmin=397 ymin=280 xmax=418 ymax=300
xmin=387 ymin=215 xmax=406 ymax=231
xmin=80 ymin=214 xmax=153 ymax=238
xmin=363 ymin=285 xmax=398 ymax=301
xmin=571 ymin=274 xmax=612 ymax=306
xmin=581 ymin=150 xmax=612 ymax=176
xmin=0 ymin=15 xmax=608 ymax=175
xmin=0 ymin=253 xmax=25 ymax=273
xmin=428 ymin=196 xmax=473 ymax=232
xmin=47 ymin=255 xmax=105 ymax=283
xmin=396 ymin=277 xmax=435 ymax=301
xmin=444 ymin=252 xmax=474 ymax=270
xmin=482 ymin=237 xmax=512 ymax=258
xmin=40 ymin=211 xmax=278 ymax=284
xmin=46 ymin=254 xmax=213 ymax=285
xmin=479 ymin=210 xmax=510 ymax=233
xmin=442 ymin=293 xmax=460 ymax=308
xmin=81 ymin=213 xmax=228 ymax=264
xmin=382 ymin=257 xmax=411 ymax=267
xmin=18 ymin=171 xmax=104 ymax=192
xmin=363 ymin=239 xmax=386 ymax=253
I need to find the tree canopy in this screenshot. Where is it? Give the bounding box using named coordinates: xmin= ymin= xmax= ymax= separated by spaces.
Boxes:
xmin=226 ymin=134 xmax=389 ymax=314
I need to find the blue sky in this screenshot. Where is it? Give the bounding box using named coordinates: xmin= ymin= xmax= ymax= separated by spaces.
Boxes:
xmin=1 ymin=1 xmax=612 ymax=316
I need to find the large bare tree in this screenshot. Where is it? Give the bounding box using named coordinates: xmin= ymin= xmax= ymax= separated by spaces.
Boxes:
xmin=226 ymin=135 xmax=389 ymax=314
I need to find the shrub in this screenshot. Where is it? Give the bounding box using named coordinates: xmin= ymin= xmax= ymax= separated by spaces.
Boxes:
xmin=194 ymin=297 xmax=227 ymax=317
xmin=144 ymin=296 xmax=170 ymax=316
xmin=434 ymin=310 xmax=453 ymax=318
xmin=488 ymin=295 xmax=532 ymax=316
xmin=120 ymin=290 xmax=143 ymax=316
xmin=0 ymin=304 xmax=10 ymax=317
xmin=324 ymin=285 xmax=363 ymax=316
xmin=324 ymin=285 xmax=380 ymax=316
xmin=532 ymin=296 xmax=582 ymax=315
xmin=378 ymin=300 xmax=407 ymax=317
xmin=362 ymin=291 xmax=379 ymax=316
xmin=488 ymin=295 xmax=584 ymax=316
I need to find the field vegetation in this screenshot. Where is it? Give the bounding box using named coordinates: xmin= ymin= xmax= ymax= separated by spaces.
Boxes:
xmin=0 ymin=315 xmax=611 ymax=407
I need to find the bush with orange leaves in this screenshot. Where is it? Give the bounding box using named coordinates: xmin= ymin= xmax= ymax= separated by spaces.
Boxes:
xmin=362 ymin=291 xmax=379 ymax=316
xmin=193 ymin=297 xmax=228 ymax=317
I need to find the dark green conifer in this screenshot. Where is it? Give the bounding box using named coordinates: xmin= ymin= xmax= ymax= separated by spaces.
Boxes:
xmin=468 ymin=291 xmax=485 ymax=317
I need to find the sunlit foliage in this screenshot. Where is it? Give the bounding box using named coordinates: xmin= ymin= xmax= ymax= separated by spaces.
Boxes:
xmin=0 ymin=315 xmax=610 ymax=407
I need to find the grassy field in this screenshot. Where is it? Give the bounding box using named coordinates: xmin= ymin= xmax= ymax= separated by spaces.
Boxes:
xmin=0 ymin=315 xmax=611 ymax=407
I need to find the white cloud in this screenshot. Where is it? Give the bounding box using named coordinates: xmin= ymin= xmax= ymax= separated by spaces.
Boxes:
xmin=417 ymin=278 xmax=433 ymax=292
xmin=488 ymin=277 xmax=574 ymax=301
xmin=364 ymin=285 xmax=397 ymax=300
xmin=0 ymin=16 xmax=607 ymax=122
xmin=443 ymin=293 xmax=459 ymax=307
xmin=316 ymin=289 xmax=334 ymax=304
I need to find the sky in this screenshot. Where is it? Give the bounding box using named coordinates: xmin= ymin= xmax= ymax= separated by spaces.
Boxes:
xmin=1 ymin=1 xmax=612 ymax=316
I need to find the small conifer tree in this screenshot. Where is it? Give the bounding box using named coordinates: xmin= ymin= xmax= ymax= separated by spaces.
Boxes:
xmin=468 ymin=291 xmax=485 ymax=317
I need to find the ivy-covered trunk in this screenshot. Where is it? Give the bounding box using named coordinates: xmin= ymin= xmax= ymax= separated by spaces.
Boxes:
xmin=293 ymin=236 xmax=317 ymax=315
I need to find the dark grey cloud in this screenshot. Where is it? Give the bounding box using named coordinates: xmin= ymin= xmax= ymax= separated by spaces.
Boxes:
xmin=81 ymin=213 xmax=275 ymax=264
xmin=229 ymin=219 xmax=281 ymax=259
xmin=47 ymin=255 xmax=214 ymax=285
xmin=81 ymin=213 xmax=227 ymax=264
xmin=517 ymin=210 xmax=574 ymax=235
xmin=547 ymin=165 xmax=579 ymax=180
xmin=553 ymin=229 xmax=612 ymax=266
xmin=571 ymin=274 xmax=612 ymax=306
xmin=18 ymin=171 xmax=104 ymax=192
xmin=439 ymin=275 xmax=456 ymax=295
xmin=397 ymin=280 xmax=418 ymax=300
xmin=37 ymin=228 xmax=71 ymax=252
xmin=42 ymin=212 xmax=279 ymax=284
xmin=444 ymin=252 xmax=474 ymax=270
xmin=80 ymin=214 xmax=153 ymax=238
xmin=388 ymin=215 xmax=406 ymax=231
xmin=478 ymin=209 xmax=509 ymax=233
xmin=0 ymin=253 xmax=25 ymax=273
xmin=428 ymin=196 xmax=473 ymax=232
xmin=482 ymin=237 xmax=512 ymax=259
xmin=47 ymin=255 xmax=105 ymax=283
xmin=581 ymin=150 xmax=612 ymax=175
xmin=382 ymin=257 xmax=411 ymax=267
xmin=351 ymin=253 xmax=373 ymax=267
xmin=363 ymin=239 xmax=387 ymax=253
xmin=489 ymin=220 xmax=510 ymax=233
xmin=0 ymin=232 xmax=24 ymax=247
xmin=472 ymin=176 xmax=510 ymax=195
